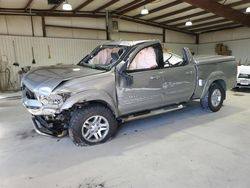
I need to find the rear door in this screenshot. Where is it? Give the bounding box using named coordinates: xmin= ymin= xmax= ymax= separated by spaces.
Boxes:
xmin=161 ymin=50 xmax=196 ymax=104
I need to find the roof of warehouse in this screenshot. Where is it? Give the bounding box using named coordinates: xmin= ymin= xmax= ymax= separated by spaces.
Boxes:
xmin=0 ymin=0 xmax=249 ymax=35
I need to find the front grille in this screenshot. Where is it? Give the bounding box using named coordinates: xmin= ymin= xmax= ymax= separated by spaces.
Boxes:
xmin=22 ymin=84 xmax=36 ymax=99
xmin=238 ymin=73 xmax=250 ymax=78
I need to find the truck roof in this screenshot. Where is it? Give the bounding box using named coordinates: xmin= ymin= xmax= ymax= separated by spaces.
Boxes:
xmin=103 ymin=40 xmax=160 ymax=47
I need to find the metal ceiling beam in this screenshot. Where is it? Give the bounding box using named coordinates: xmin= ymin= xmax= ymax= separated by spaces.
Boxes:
xmin=174 ymin=15 xmax=219 ymax=27
xmin=161 ymin=0 xmax=250 ymax=25
xmin=192 ymin=23 xmax=241 ymax=33
xmin=162 ymin=11 xmax=208 ymax=24
xmin=24 ymin=0 xmax=34 ymax=10
xmin=182 ymin=0 xmax=250 ymax=27
xmin=73 ymin=0 xmax=94 ymax=12
xmin=50 ymin=0 xmax=64 ymax=11
xmin=224 ymin=0 xmax=250 ymax=7
xmin=113 ymin=0 xmax=144 ymax=13
xmin=149 ymin=5 xmax=197 ymax=21
xmin=173 ymin=15 xmax=219 ymax=27
xmin=200 ymin=25 xmax=243 ymax=34
xmin=112 ymin=13 xmax=195 ymax=35
xmin=187 ymin=19 xmax=230 ymax=30
xmin=117 ymin=0 xmax=156 ymax=15
xmin=93 ymin=0 xmax=119 ymax=13
xmin=0 ymin=8 xmax=104 ymax=17
xmin=133 ymin=0 xmax=183 ymax=18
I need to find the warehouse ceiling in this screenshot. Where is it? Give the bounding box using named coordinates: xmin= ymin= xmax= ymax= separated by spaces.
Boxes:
xmin=0 ymin=0 xmax=249 ymax=35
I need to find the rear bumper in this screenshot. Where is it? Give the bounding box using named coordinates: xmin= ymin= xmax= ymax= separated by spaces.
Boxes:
xmin=236 ymin=84 xmax=250 ymax=88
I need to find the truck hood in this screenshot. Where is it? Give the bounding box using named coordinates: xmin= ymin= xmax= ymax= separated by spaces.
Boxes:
xmin=22 ymin=64 xmax=105 ymax=94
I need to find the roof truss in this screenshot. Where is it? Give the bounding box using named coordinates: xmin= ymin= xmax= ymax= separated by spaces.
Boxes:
xmin=182 ymin=0 xmax=250 ymax=27
xmin=73 ymin=0 xmax=94 ymax=12
xmin=0 ymin=0 xmax=249 ymax=34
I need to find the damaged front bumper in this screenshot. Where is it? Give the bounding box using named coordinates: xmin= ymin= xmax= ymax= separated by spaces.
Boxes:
xmin=22 ymin=96 xmax=60 ymax=116
xmin=21 ymin=85 xmax=69 ymax=137
xmin=32 ymin=116 xmax=68 ymax=138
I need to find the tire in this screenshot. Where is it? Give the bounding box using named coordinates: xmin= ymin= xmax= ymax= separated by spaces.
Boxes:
xmin=69 ymin=104 xmax=118 ymax=146
xmin=200 ymin=83 xmax=225 ymax=112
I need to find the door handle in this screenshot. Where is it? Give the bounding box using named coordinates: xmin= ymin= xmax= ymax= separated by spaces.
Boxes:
xmin=150 ymin=75 xmax=160 ymax=80
xmin=185 ymin=71 xmax=193 ymax=75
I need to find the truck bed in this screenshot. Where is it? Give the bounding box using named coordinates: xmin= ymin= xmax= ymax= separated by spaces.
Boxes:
xmin=194 ymin=55 xmax=235 ymax=64
xmin=192 ymin=55 xmax=237 ymax=99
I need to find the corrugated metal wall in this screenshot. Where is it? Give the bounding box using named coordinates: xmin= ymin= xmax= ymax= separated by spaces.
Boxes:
xmin=198 ymin=27 xmax=250 ymax=63
xmin=0 ymin=34 xmax=197 ymax=91
xmin=0 ymin=35 xmax=107 ymax=90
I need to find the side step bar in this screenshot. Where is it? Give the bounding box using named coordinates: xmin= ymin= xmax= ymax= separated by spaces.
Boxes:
xmin=122 ymin=104 xmax=185 ymax=122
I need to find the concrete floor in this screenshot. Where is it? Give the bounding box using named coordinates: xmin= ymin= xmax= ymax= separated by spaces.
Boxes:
xmin=0 ymin=89 xmax=250 ymax=188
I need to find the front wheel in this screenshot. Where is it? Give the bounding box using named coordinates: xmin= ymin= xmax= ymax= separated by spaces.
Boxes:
xmin=200 ymin=83 xmax=225 ymax=112
xmin=69 ymin=104 xmax=118 ymax=146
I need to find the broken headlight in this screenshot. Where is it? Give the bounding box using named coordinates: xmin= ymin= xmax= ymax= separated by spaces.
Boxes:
xmin=39 ymin=94 xmax=64 ymax=106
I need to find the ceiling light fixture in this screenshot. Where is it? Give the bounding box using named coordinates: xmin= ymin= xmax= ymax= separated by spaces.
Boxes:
xmin=246 ymin=7 xmax=250 ymax=13
xmin=62 ymin=0 xmax=72 ymax=11
xmin=185 ymin=19 xmax=192 ymax=26
xmin=141 ymin=6 xmax=149 ymax=15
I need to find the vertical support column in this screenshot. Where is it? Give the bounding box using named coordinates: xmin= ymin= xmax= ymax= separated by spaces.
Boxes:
xmin=42 ymin=16 xmax=46 ymax=37
xmin=31 ymin=16 xmax=34 ymax=37
xmin=105 ymin=10 xmax=111 ymax=40
xmin=195 ymin=34 xmax=199 ymax=44
xmin=163 ymin=28 xmax=166 ymax=43
xmin=195 ymin=34 xmax=199 ymax=55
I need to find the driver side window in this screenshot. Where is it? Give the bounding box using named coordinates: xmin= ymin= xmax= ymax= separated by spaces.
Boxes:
xmin=128 ymin=47 xmax=158 ymax=71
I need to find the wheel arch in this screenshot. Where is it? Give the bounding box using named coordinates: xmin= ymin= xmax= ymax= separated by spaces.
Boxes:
xmin=60 ymin=90 xmax=118 ymax=117
xmin=213 ymin=79 xmax=226 ymax=99
xmin=75 ymin=100 xmax=117 ymax=117
xmin=201 ymin=71 xmax=227 ymax=99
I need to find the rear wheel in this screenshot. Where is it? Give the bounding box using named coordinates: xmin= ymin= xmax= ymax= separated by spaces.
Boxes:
xmin=200 ymin=83 xmax=225 ymax=112
xmin=69 ymin=104 xmax=118 ymax=146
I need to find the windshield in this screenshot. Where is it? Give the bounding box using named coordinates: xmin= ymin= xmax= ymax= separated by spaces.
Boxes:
xmin=78 ymin=45 xmax=126 ymax=70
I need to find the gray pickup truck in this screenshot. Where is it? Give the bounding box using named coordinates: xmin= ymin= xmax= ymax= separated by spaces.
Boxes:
xmin=21 ymin=40 xmax=236 ymax=146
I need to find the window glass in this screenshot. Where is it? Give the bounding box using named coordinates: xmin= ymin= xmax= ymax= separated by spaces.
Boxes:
xmin=89 ymin=47 xmax=122 ymax=65
xmin=78 ymin=46 xmax=126 ymax=70
xmin=128 ymin=47 xmax=158 ymax=70
xmin=163 ymin=52 xmax=183 ymax=67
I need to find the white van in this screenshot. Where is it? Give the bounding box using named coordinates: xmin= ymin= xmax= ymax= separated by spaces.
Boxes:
xmin=237 ymin=63 xmax=250 ymax=88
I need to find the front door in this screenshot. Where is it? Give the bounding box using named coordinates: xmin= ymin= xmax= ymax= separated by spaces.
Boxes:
xmin=117 ymin=69 xmax=165 ymax=115
xmin=116 ymin=44 xmax=165 ymax=115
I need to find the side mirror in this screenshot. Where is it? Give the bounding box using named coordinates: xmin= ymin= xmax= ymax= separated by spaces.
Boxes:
xmin=116 ymin=60 xmax=126 ymax=71
xmin=116 ymin=60 xmax=133 ymax=86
